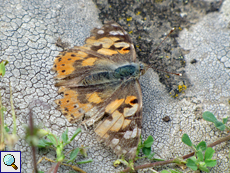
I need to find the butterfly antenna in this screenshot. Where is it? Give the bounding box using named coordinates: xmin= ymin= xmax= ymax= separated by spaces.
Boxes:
xmin=149 ymin=28 xmax=175 ymax=59
xmin=146 ymin=28 xmax=182 ymax=76
xmin=151 ymin=67 xmax=182 ymax=76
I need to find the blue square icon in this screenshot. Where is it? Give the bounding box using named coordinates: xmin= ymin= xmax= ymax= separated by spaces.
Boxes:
xmin=0 ymin=151 xmax=21 ymax=173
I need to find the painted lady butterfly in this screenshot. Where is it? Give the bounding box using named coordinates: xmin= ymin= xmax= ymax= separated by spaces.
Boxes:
xmin=53 ymin=21 xmax=149 ymax=159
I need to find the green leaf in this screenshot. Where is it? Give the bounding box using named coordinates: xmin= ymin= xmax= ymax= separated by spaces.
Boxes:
xmin=37 ymin=140 xmax=46 ymax=148
xmin=67 ymin=148 xmax=80 ymax=163
xmin=0 ymin=62 xmax=6 ymax=77
xmin=199 ymin=165 xmax=209 ymax=172
xmin=214 ymin=121 xmax=226 ymax=131
xmin=47 ymin=134 xmax=58 ymax=146
xmin=79 ymin=146 xmax=88 ymax=157
xmin=142 ymin=147 xmax=151 ymax=156
xmin=4 ymin=124 xmax=10 ymax=133
xmin=147 ymin=152 xmax=155 ymax=159
xmin=38 ymin=171 xmax=45 ymax=173
xmin=205 ymin=159 xmax=217 ymax=167
xmin=205 ymin=147 xmax=215 ymax=160
xmin=168 ymin=169 xmax=183 ymax=173
xmin=161 ymin=171 xmax=170 ymax=173
xmin=202 ymin=111 xmax=217 ymax=123
xmin=223 ymin=117 xmax=228 ymax=124
xmin=37 ymin=138 xmax=53 ymax=147
xmin=76 ymin=159 xmax=93 ymax=164
xmin=70 ymin=128 xmax=81 ymax=141
xmin=62 ymin=128 xmax=69 ymax=143
xmin=182 ymin=134 xmax=192 ymax=147
xmin=196 ymin=149 xmax=204 ymax=161
xmin=186 ymin=157 xmax=197 ymax=171
xmin=143 ymin=135 xmax=154 ymax=148
xmin=37 ymin=129 xmax=49 ymax=138
xmin=196 ymin=141 xmax=207 ymax=151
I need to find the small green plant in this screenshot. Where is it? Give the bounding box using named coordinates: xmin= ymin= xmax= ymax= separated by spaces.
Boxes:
xmin=0 ymin=60 xmax=8 ymax=77
xmin=0 ymin=60 xmax=18 ymax=151
xmin=161 ymin=169 xmax=183 ymax=173
xmin=136 ymin=135 xmax=155 ymax=160
xmin=121 ymin=111 xmax=230 ymax=173
xmin=202 ymin=111 xmax=229 ymax=131
xmin=114 ymin=135 xmax=157 ymax=171
xmin=30 ymin=127 xmax=92 ymax=172
xmin=182 ymin=133 xmax=217 ymax=172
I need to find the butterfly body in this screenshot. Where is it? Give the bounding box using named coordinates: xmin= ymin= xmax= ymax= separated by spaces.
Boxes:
xmin=82 ymin=62 xmax=146 ymax=86
xmin=53 ymin=21 xmax=148 ymax=159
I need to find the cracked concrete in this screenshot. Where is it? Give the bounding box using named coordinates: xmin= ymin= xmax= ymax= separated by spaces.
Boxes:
xmin=0 ymin=0 xmax=229 ymax=172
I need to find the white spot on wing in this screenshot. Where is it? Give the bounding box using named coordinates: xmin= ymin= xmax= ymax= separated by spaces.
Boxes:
xmin=124 ymin=130 xmax=132 ymax=139
xmin=117 ymin=30 xmax=124 ymax=35
xmin=97 ymin=30 xmax=104 ymax=34
xmin=137 ymin=128 xmax=141 ymax=135
xmin=111 ymin=138 xmax=119 ymax=145
xmin=124 ymin=127 xmax=141 ymax=139
xmin=109 ymin=30 xmax=124 ymax=36
xmin=114 ymin=42 xmax=130 ymax=48
xmin=74 ymin=104 xmax=79 ymax=108
xmin=122 ymin=150 xmax=127 ymax=154
xmin=131 ymin=127 xmax=138 ymax=138
xmin=128 ymin=147 xmax=137 ymax=155
xmin=85 ymin=107 xmax=98 ymax=118
xmin=115 ymin=145 xmax=121 ymax=151
xmin=92 ymin=42 xmax=102 ymax=46
xmin=124 ymin=104 xmax=138 ymax=117
xmin=111 ymin=23 xmax=119 ymax=27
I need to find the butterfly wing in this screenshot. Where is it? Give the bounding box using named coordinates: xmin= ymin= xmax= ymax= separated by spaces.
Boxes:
xmin=53 ymin=22 xmax=143 ymax=159
xmin=94 ymin=79 xmax=142 ymax=159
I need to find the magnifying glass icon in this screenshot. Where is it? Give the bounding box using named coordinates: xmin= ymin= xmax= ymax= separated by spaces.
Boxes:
xmin=3 ymin=154 xmax=18 ymax=170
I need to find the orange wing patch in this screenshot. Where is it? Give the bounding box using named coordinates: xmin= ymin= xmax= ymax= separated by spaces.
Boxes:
xmin=87 ymin=92 xmax=102 ymax=104
xmin=97 ymin=48 xmax=118 ymax=56
xmin=56 ymin=87 xmax=94 ymax=123
xmin=86 ymin=36 xmax=120 ymax=48
xmin=53 ymin=51 xmax=88 ymax=79
xmin=105 ymin=99 xmax=124 ymax=113
xmin=82 ymin=57 xmax=97 ymax=66
xmin=85 ymin=35 xmax=131 ymax=55
xmin=124 ymin=96 xmax=139 ymax=117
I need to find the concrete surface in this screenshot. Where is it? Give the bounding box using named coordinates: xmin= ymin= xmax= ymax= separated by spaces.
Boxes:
xmin=0 ymin=0 xmax=229 ymax=172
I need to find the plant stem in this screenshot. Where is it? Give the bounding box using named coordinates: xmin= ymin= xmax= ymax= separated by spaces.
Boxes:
xmin=0 ymin=90 xmax=4 ymax=147
xmin=9 ymin=82 xmax=17 ymax=135
xmin=29 ymin=109 xmax=38 ymax=173
xmin=38 ymin=156 xmax=86 ymax=173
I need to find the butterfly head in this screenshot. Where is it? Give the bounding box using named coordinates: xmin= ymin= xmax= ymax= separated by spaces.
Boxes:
xmin=139 ymin=62 xmax=149 ymax=76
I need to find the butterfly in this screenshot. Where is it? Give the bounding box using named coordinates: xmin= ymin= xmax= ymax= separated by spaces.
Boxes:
xmin=53 ymin=21 xmax=149 ymax=159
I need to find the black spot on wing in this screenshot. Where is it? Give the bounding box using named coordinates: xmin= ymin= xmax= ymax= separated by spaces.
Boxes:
xmin=117 ymin=103 xmax=132 ymax=113
xmin=130 ymin=98 xmax=138 ymax=104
